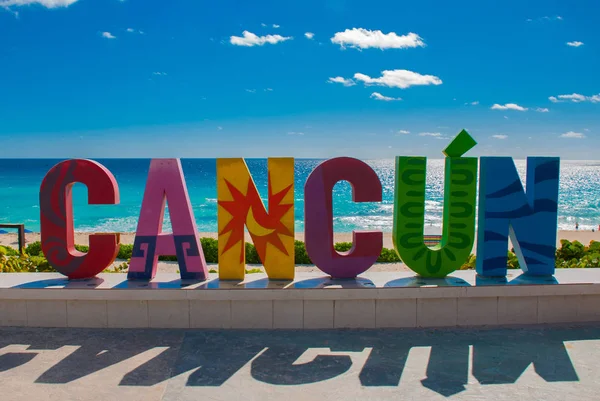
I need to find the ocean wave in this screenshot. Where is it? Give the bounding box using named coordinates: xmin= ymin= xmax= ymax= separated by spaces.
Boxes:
xmin=377 ymin=204 xmax=394 ymax=213
xmin=76 ymin=216 xmax=151 ymax=233
xmin=334 ymin=215 xmax=394 ymax=230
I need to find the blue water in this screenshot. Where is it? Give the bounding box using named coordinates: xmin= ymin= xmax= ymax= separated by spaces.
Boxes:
xmin=0 ymin=159 xmax=598 ymax=233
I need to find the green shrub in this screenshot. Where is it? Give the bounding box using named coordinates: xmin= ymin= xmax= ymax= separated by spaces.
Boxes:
xmin=458 ymin=251 xmax=519 ymax=270
xmin=553 ymin=240 xmax=600 ymax=268
xmin=0 ymin=252 xmax=55 ymax=273
xmin=245 ymin=242 xmax=260 ymax=264
xmin=74 ymin=244 xmax=89 ymax=253
xmin=13 ymin=238 xmax=401 ymax=269
xmin=0 ymin=245 xmax=20 ymax=257
xmin=25 ymin=241 xmax=42 ymax=256
xmin=117 ymin=244 xmax=133 ymax=260
xmin=26 ymin=237 xmax=600 ymax=273
xmin=29 ymin=255 xmax=53 ymax=271
xmin=103 ymin=261 xmax=129 ymax=273
xmin=377 ymin=247 xmax=401 ymax=263
xmin=334 ymin=242 xmax=353 ymax=253
xmin=294 ymin=240 xmax=311 ymax=264
xmin=201 ymin=237 xmax=219 ymax=263
xmin=507 ymin=251 xmax=520 ymax=269
xmin=588 ymin=241 xmax=600 ymax=253
xmin=460 ymin=254 xmax=476 ymax=270
xmin=556 ymin=239 xmax=585 ymax=261
xmin=457 ymin=240 xmax=600 ymax=271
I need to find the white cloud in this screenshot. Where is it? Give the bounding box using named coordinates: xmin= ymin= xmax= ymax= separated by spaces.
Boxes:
xmin=273 ymin=24 xmax=280 ymax=28
xmin=549 ymin=93 xmax=600 ymax=103
xmin=566 ymin=41 xmax=584 ymax=47
xmin=217 ymin=126 xmax=223 ymax=131
xmin=467 ymin=101 xmax=479 ymax=106
xmin=397 ymin=130 xmax=410 ymax=135
xmin=126 ymin=28 xmax=144 ymax=34
xmin=331 ymin=28 xmax=425 ymax=50
xmin=261 ymin=23 xmax=266 ymax=27
xmin=101 ymin=32 xmax=116 ymax=39
xmin=354 ymin=69 xmax=442 ymax=89
xmin=492 ymin=134 xmax=508 ymax=139
xmin=536 ymin=107 xmax=549 ymax=112
xmin=230 ymin=31 xmax=291 ymax=47
xmin=304 ymin=32 xmax=315 ymax=40
xmin=287 ymin=131 xmax=304 ymax=136
xmin=529 ymin=15 xmax=563 ymax=22
xmin=0 ymin=0 xmax=78 ymax=7
xmin=370 ymin=92 xmax=402 ymax=101
xmin=264 ymin=88 xmax=273 ymax=92
xmin=327 ymin=76 xmax=356 ymax=87
xmin=152 ymin=72 xmax=167 ymax=76
xmin=419 ymin=132 xmax=442 ymax=137
xmin=490 ymin=103 xmax=528 ymax=111
xmin=245 ymin=89 xmax=256 ymax=93
xmin=561 ymin=131 xmax=585 ymax=139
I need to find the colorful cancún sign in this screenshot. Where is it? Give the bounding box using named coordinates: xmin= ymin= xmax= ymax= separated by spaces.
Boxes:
xmin=38 ymin=130 xmax=560 ymax=281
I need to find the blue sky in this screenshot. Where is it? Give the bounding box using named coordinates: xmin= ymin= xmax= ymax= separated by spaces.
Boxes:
xmin=0 ymin=0 xmax=598 ymax=159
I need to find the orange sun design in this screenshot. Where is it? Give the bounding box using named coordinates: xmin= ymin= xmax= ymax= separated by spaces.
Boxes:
xmin=219 ymin=175 xmax=293 ymax=263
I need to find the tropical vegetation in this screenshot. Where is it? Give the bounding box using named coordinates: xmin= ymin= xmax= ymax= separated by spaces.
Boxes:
xmin=0 ymin=238 xmax=597 ymax=273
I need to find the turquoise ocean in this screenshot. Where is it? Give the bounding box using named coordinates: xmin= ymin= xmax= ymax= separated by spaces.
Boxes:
xmin=0 ymin=159 xmax=598 ymax=233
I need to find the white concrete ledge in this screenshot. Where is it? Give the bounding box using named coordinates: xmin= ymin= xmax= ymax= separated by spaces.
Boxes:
xmin=1 ymin=270 xmax=600 ymax=328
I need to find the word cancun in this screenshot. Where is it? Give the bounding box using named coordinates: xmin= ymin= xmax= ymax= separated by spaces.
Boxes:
xmin=38 ymin=130 xmax=559 ymax=282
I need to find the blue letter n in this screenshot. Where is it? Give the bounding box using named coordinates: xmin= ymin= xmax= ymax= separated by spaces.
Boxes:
xmin=476 ymin=157 xmax=560 ymax=277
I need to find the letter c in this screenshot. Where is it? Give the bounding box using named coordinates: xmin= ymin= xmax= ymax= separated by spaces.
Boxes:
xmin=304 ymin=157 xmax=383 ymax=278
xmin=40 ymin=159 xmax=120 ymax=279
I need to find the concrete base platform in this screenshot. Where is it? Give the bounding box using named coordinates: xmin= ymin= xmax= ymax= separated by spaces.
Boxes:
xmin=1 ymin=269 xmax=600 ymax=328
xmin=1 ymin=325 xmax=600 ymax=400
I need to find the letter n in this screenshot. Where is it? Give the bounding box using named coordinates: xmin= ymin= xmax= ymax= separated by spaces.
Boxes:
xmin=476 ymin=157 xmax=560 ymax=277
xmin=128 ymin=159 xmax=208 ymax=280
xmin=217 ymin=158 xmax=294 ymax=280
xmin=40 ymin=159 xmax=120 ymax=279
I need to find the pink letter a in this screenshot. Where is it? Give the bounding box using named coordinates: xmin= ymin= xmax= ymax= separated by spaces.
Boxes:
xmin=128 ymin=159 xmax=208 ymax=280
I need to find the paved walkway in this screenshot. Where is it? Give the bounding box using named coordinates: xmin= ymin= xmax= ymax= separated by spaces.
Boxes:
xmin=1 ymin=325 xmax=599 ymax=400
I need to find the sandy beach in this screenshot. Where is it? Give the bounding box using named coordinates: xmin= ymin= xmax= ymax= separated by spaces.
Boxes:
xmin=0 ymin=230 xmax=597 ymax=251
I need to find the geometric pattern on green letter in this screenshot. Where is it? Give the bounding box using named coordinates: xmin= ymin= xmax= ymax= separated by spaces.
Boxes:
xmin=392 ymin=140 xmax=478 ymax=277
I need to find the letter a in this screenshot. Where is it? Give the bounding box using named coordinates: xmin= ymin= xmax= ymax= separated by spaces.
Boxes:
xmin=128 ymin=159 xmax=208 ymax=280
xmin=40 ymin=159 xmax=120 ymax=279
xmin=217 ymin=158 xmax=294 ymax=280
